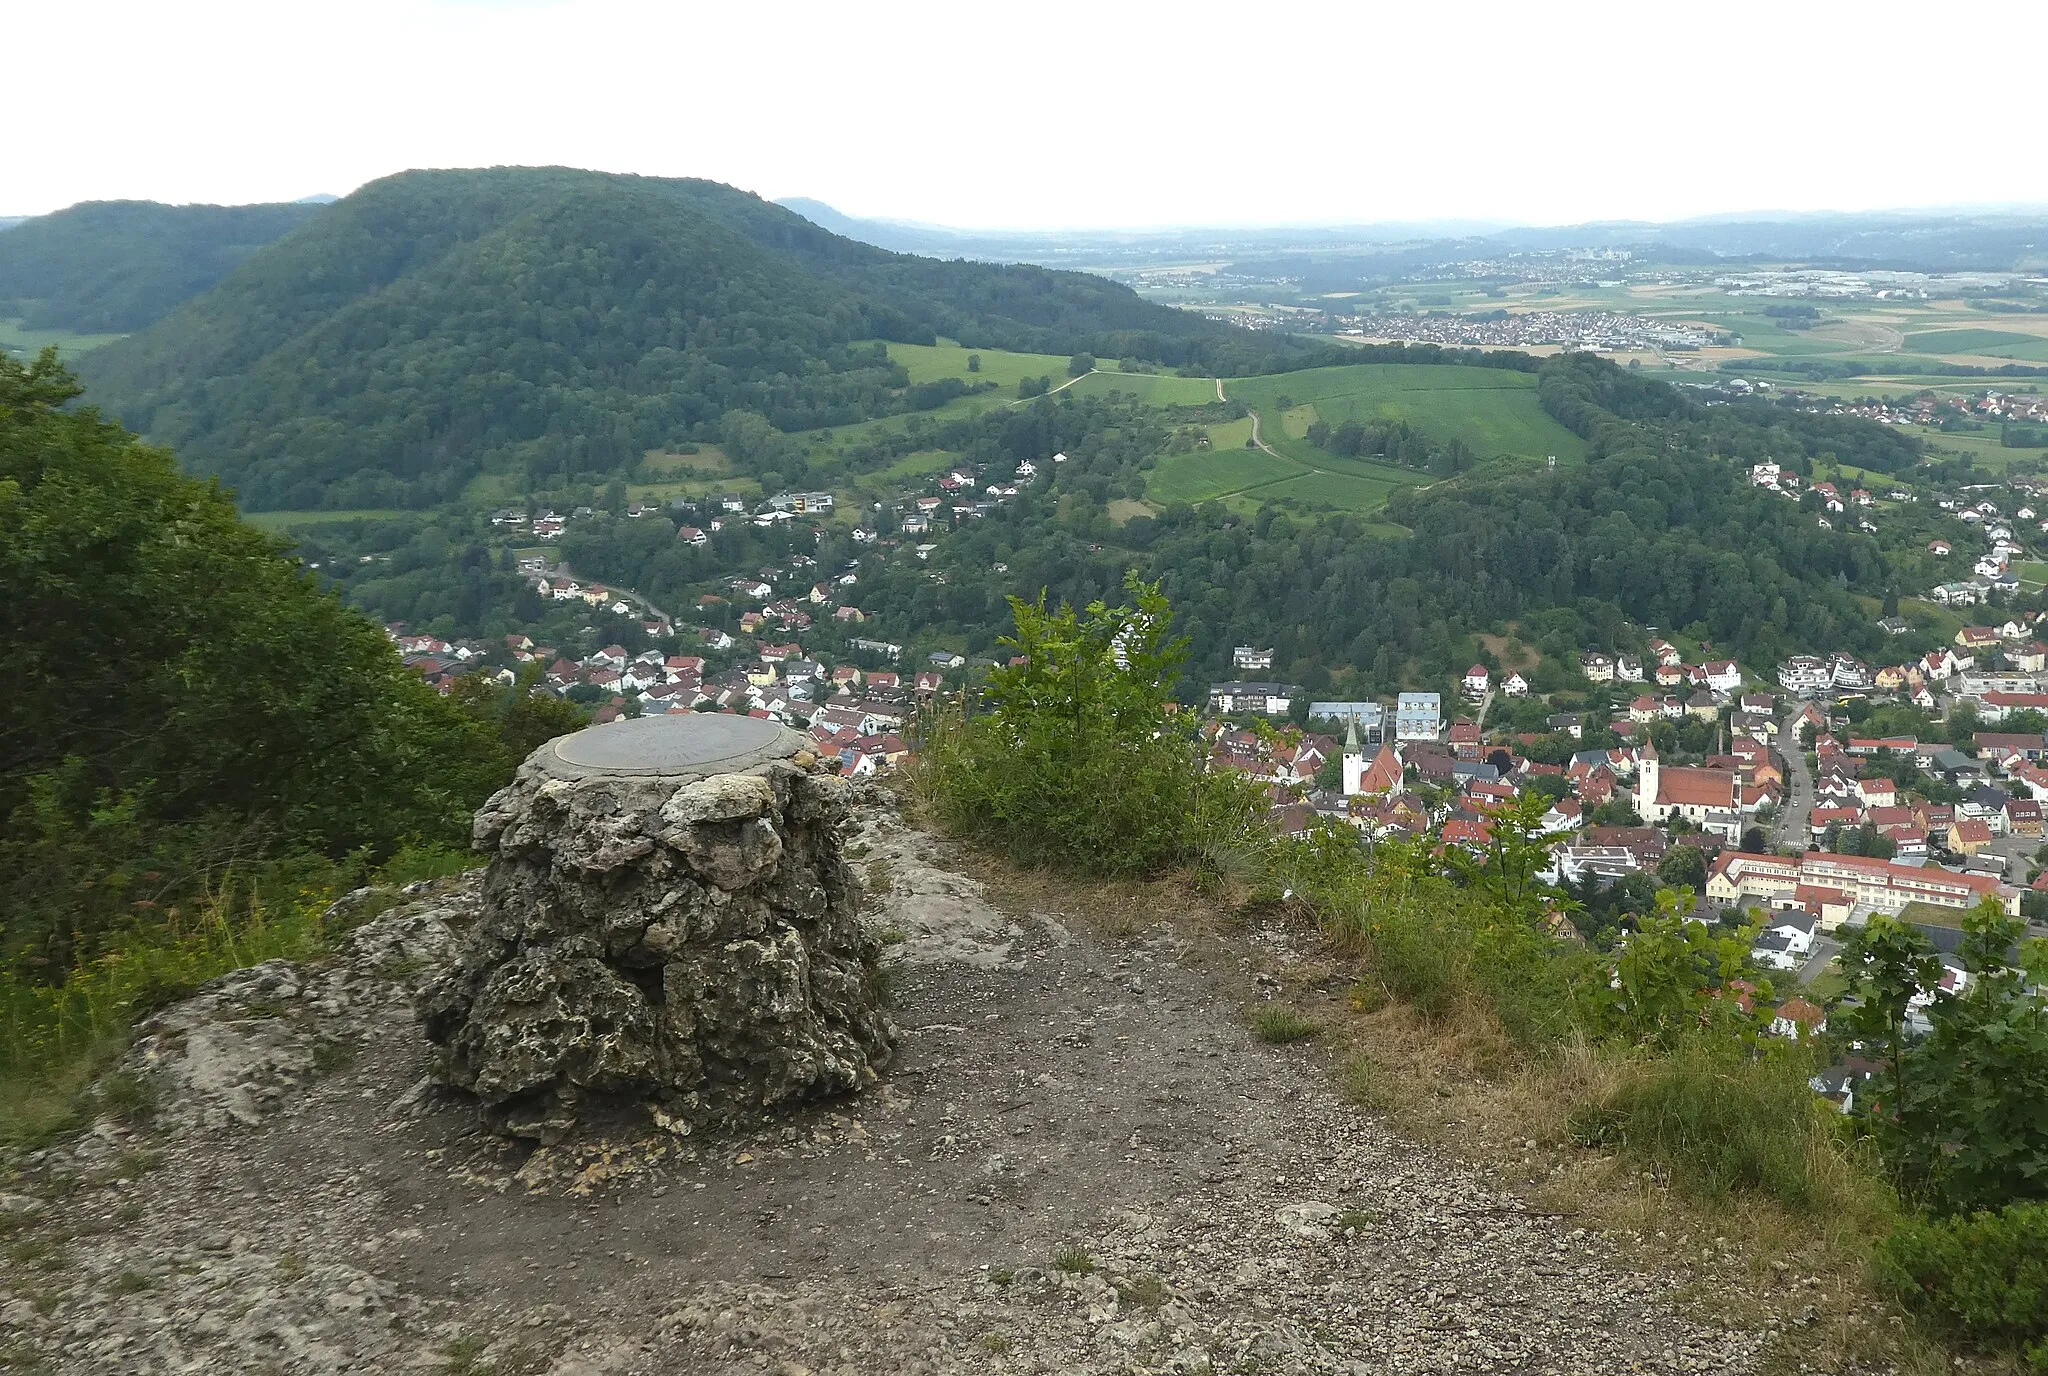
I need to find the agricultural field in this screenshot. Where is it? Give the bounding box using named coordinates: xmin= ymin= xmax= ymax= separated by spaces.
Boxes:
xmin=883 ymin=340 xmax=1076 ymax=390
xmin=1912 ymin=427 xmax=2048 ymax=471
xmin=874 ymin=449 xmax=959 ymax=482
xmin=1227 ymin=364 xmax=1590 ymax=465
xmin=796 ymin=387 xmax=1016 ymax=462
xmin=1143 ymin=406 xmax=1432 ymax=515
xmin=1146 ymin=444 xmax=1301 ymax=506
xmin=1246 ymin=469 xmax=1412 ymax=513
xmin=1902 ymin=327 xmax=2048 ymax=362
xmin=1066 ymin=370 xmax=1217 ymax=406
xmin=641 ymin=446 xmax=733 ymax=478
xmin=0 ymin=316 xmax=126 ymax=358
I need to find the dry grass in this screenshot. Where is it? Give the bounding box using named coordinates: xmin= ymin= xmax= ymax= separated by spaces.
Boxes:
xmin=928 ymin=827 xmax=1974 ymax=1376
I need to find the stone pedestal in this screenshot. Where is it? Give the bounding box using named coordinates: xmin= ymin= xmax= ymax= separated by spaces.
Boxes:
xmin=421 ymin=715 xmax=896 ymax=1142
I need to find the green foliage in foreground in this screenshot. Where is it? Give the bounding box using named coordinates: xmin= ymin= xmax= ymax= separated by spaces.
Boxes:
xmin=1837 ymin=909 xmax=2048 ymax=1217
xmin=0 ymin=351 xmax=515 ymax=974
xmin=912 ymin=580 xmax=2046 ymax=1361
xmin=0 ymin=352 xmax=578 ymax=1143
xmin=911 ymin=573 xmax=1265 ymax=878
xmin=1875 ymin=1203 xmax=2048 ymax=1369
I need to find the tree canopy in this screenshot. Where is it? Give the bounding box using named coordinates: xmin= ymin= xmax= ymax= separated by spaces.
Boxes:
xmin=0 ymin=199 xmax=320 ymax=332
xmin=77 ymin=169 xmax=1313 ymax=509
xmin=0 ymin=350 xmax=510 ymax=969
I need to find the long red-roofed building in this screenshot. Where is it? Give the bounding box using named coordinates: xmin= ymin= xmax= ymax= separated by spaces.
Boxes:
xmin=1706 ymin=851 xmax=2017 ymax=924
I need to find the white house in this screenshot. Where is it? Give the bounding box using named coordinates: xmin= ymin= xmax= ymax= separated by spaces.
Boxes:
xmin=1750 ymin=911 xmax=1817 ymax=971
xmin=1701 ymin=660 xmax=1743 ymax=693
xmin=1502 ymin=672 xmax=1530 ymax=697
xmin=1233 ymin=646 xmax=1276 ymax=672
xmin=1462 ymin=664 xmax=1490 ymax=697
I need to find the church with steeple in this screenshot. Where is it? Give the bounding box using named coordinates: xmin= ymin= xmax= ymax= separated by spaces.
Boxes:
xmin=1341 ymin=716 xmax=1403 ymax=797
xmin=1633 ymin=737 xmax=1741 ymax=840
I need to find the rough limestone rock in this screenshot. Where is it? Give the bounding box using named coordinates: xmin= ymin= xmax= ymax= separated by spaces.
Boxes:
xmin=421 ymin=715 xmax=896 ymax=1142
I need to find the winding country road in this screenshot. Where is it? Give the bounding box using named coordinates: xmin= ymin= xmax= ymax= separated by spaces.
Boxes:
xmin=1216 ymin=377 xmax=1283 ymax=458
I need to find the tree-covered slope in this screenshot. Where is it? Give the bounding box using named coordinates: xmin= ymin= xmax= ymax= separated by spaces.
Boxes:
xmin=79 ymin=168 xmax=1288 ymax=510
xmin=0 ymin=199 xmax=321 ymax=332
xmin=0 ymin=349 xmax=530 ymax=969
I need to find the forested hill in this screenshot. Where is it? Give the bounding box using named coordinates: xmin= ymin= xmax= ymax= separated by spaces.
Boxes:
xmin=542 ymin=354 xmax=1922 ymax=694
xmin=77 ymin=168 xmax=1301 ymax=510
xmin=0 ymin=200 xmax=321 ymax=332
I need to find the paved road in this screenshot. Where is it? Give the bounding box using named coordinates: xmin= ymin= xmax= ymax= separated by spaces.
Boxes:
xmin=1775 ymin=704 xmax=1815 ymax=849
xmin=538 ymin=560 xmax=674 ymax=627
xmin=1474 ymin=686 xmax=1496 ymax=731
xmin=1795 ymin=934 xmax=1839 ymax=987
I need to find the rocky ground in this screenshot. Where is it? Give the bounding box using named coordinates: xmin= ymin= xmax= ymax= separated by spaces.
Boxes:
xmin=0 ymin=801 xmax=1773 ymax=1375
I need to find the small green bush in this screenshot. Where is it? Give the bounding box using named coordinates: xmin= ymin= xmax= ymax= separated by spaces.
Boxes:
xmin=1874 ymin=1202 xmax=2048 ymax=1367
xmin=911 ymin=575 xmax=1264 ymax=879
xmin=1051 ymin=1246 xmax=1095 ymax=1274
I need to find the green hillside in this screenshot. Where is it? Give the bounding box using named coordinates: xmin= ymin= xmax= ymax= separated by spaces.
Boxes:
xmin=1228 ymin=363 xmax=1589 ymax=464
xmin=0 ymin=199 xmax=321 ymax=333
xmin=79 ymin=169 xmax=1303 ymax=511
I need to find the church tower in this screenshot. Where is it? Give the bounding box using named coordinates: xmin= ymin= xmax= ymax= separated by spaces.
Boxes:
xmin=1341 ymin=715 xmax=1366 ymax=796
xmin=1637 ymin=736 xmax=1660 ymax=818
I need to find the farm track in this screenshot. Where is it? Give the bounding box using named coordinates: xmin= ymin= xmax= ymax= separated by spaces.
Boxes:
xmin=1196 ymin=379 xmax=1435 ymax=509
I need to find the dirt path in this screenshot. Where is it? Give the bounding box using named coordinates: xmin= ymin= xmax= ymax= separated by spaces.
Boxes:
xmin=4 ymin=807 xmax=1767 ymax=1374
xmin=1216 ymin=378 xmax=1284 ymax=461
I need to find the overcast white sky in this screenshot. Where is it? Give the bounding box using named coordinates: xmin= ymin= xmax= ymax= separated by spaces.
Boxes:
xmin=10 ymin=0 xmax=2045 ymax=228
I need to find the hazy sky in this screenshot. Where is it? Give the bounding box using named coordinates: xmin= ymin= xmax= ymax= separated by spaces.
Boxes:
xmin=12 ymin=0 xmax=2045 ymax=227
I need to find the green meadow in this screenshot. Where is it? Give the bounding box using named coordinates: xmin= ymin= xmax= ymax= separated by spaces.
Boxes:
xmin=0 ymin=316 xmax=127 ymax=358
xmin=1905 ymin=328 xmax=2048 ymax=360
xmin=1228 ymin=363 xmax=1590 ymax=465
xmin=1146 ymin=446 xmax=1304 ymax=505
xmin=884 ymin=340 xmax=1077 ymax=390
xmin=1066 ymin=370 xmax=1217 ymax=406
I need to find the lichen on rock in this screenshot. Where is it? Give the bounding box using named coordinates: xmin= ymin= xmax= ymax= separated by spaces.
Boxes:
xmin=422 ymin=731 xmax=895 ymax=1143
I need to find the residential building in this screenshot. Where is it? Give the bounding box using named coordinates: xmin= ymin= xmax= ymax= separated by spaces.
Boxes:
xmin=1778 ymin=656 xmax=1831 ymax=695
xmin=1706 ymin=851 xmax=2018 ymax=921
xmin=1309 ymin=702 xmax=1385 ymax=743
xmin=1394 ymin=692 xmax=1442 ymax=742
xmin=1209 ymin=681 xmax=1300 ymax=716
xmin=1232 ymin=646 xmax=1276 ymax=672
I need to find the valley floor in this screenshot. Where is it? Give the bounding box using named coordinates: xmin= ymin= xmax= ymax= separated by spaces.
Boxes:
xmin=1 ymin=808 xmax=1770 ymax=1375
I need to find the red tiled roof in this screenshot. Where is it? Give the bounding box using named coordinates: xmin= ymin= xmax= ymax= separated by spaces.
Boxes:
xmin=1654 ymin=766 xmax=1738 ymax=808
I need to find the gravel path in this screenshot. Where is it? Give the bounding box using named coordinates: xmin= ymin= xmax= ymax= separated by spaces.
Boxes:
xmin=0 ymin=806 xmax=1768 ymax=1374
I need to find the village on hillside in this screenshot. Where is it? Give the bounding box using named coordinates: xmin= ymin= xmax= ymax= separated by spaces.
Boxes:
xmin=368 ymin=419 xmax=2048 ymax=1115
xmin=1196 ymin=610 xmax=2048 ymax=1108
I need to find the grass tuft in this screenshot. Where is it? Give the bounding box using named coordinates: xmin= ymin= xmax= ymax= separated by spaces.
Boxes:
xmin=1249 ymin=1004 xmax=1320 ymax=1045
xmin=1050 ymin=1246 xmax=1095 ymax=1275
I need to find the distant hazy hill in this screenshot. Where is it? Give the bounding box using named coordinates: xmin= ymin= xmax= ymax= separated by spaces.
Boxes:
xmin=1488 ymin=211 xmax=2048 ymax=268
xmin=781 ymin=198 xmax=2048 ymax=273
xmin=0 ymin=217 xmax=25 ymax=233
xmin=82 ymin=167 xmax=1280 ymax=509
xmin=773 ymin=197 xmax=975 ymax=256
xmin=0 ymin=200 xmax=322 ymax=332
